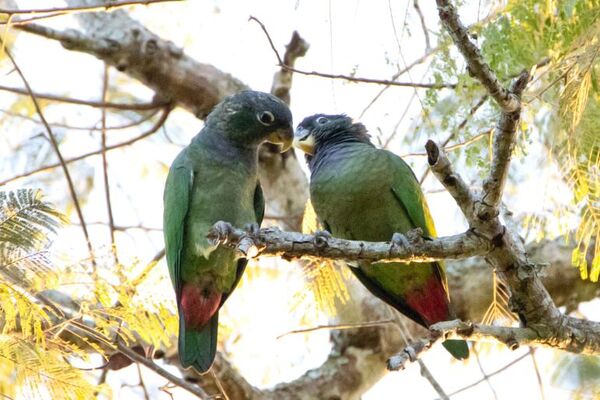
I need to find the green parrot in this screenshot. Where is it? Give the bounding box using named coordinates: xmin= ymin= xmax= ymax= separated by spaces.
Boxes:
xmin=163 ymin=91 xmax=293 ymax=372
xmin=293 ymin=114 xmax=469 ymax=360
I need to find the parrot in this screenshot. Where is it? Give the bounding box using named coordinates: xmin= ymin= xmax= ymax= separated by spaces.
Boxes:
xmin=293 ymin=114 xmax=469 ymax=360
xmin=163 ymin=91 xmax=294 ymax=372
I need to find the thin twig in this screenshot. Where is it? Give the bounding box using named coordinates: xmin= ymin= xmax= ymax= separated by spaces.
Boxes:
xmin=0 ymin=107 xmax=159 ymax=131
xmin=418 ymin=95 xmax=488 ymax=183
xmin=444 ymin=352 xmax=530 ymax=398
xmin=100 ymin=65 xmax=119 ymax=265
xmin=2 ymin=42 xmax=96 ymax=267
xmin=413 ymin=0 xmax=431 ymax=51
xmin=529 ymin=347 xmax=546 ymax=400
xmin=0 ymin=107 xmax=171 ymax=186
xmin=0 ymin=83 xmax=166 ymax=110
xmin=0 ymin=0 xmax=182 ymax=17
xmin=276 ymin=319 xmax=395 ymax=339
xmin=472 ymin=345 xmax=499 ymax=400
xmin=249 ymin=16 xmax=455 ymax=90
xmin=115 ymin=343 xmax=209 ymax=399
xmin=136 ymin=363 xmax=151 ymax=400
xmin=403 ymin=129 xmax=492 ymax=158
xmin=418 ymin=360 xmax=448 ymax=400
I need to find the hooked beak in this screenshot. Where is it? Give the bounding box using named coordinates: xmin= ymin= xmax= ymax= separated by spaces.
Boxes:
xmin=266 ymin=126 xmax=294 ymax=152
xmin=293 ymin=127 xmax=315 ymax=155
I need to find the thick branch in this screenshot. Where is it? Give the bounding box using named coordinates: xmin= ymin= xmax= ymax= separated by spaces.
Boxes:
xmin=426 ymin=140 xmax=477 ymax=220
xmin=270 ymin=31 xmax=309 ymax=105
xmin=417 ymin=0 xmax=600 ymax=372
xmin=389 ymin=317 xmax=600 ymax=371
xmin=476 ymin=73 xmax=529 ymax=219
xmin=207 ymin=223 xmax=491 ymax=263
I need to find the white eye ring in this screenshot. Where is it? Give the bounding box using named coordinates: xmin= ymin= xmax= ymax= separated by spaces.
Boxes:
xmin=316 ymin=117 xmax=328 ymax=124
xmin=257 ymin=111 xmax=275 ymax=126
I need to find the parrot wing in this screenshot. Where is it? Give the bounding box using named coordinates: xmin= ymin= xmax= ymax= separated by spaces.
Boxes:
xmin=163 ymin=161 xmax=193 ymax=305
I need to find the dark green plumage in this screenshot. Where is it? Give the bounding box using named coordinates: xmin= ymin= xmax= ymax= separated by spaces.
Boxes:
xmin=294 ymin=114 xmax=468 ymax=360
xmin=163 ymin=91 xmax=293 ymax=372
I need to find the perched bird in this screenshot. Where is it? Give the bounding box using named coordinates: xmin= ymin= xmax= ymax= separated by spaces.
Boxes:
xmin=293 ymin=114 xmax=469 ymax=360
xmin=163 ymin=91 xmax=293 ymax=372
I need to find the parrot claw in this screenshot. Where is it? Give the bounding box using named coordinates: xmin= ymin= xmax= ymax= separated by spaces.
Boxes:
xmin=209 ymin=221 xmax=233 ymax=244
xmin=391 ymin=232 xmax=410 ymax=249
xmin=244 ymin=223 xmax=260 ymax=237
xmin=313 ymin=230 xmax=332 ymax=249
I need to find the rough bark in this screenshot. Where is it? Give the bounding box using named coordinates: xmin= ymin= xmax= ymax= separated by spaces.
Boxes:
xmin=208 ymin=223 xmax=491 ymax=263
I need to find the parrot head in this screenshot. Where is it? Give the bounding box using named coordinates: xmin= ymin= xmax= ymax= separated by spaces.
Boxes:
xmin=293 ymin=114 xmax=371 ymax=155
xmin=207 ymin=90 xmax=294 ymax=152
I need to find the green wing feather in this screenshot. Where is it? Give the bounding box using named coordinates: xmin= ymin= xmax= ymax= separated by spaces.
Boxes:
xmin=163 ymin=160 xmax=193 ymax=303
xmin=387 ymin=153 xmax=437 ymax=236
xmin=388 ymin=152 xmax=469 ymax=360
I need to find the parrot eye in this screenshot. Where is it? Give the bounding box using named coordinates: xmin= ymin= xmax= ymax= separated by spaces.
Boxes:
xmin=316 ymin=117 xmax=328 ymax=125
xmin=257 ymin=111 xmax=275 ymax=126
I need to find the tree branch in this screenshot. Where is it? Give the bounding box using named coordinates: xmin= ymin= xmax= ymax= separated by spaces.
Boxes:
xmin=0 ymin=83 xmax=166 ymax=110
xmin=249 ymin=16 xmax=456 ymax=90
xmin=0 ymin=107 xmax=171 ymax=186
xmin=401 ymin=0 xmax=600 ymax=371
xmin=2 ymin=43 xmax=96 ymax=267
xmin=0 ymin=0 xmax=181 ymax=16
xmin=207 ymin=223 xmax=491 ymax=263
xmin=389 ymin=317 xmax=600 ymax=371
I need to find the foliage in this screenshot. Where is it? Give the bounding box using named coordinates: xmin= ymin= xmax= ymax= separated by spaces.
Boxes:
xmin=428 ymin=0 xmax=600 ymax=281
xmin=0 ymin=189 xmax=177 ymax=399
xmin=298 ymin=200 xmax=350 ymax=316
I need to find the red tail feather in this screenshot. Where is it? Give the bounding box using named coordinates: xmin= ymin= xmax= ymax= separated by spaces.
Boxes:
xmin=181 ymin=284 xmax=222 ymax=329
xmin=405 ymin=277 xmax=450 ymax=326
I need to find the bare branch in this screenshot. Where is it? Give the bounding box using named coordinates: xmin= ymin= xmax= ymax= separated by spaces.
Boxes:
xmin=0 ymin=107 xmax=171 ymax=186
xmin=0 ymin=0 xmax=182 ymax=16
xmin=425 ymin=140 xmax=477 ymax=219
xmin=2 ymin=43 xmax=96 ymax=266
xmin=436 ymin=0 xmax=521 ymax=112
xmin=207 ymin=223 xmax=491 ymax=263
xmin=413 ymin=0 xmax=431 ymax=51
xmin=391 ymin=317 xmax=600 ymax=371
xmin=476 ymin=72 xmax=530 ymax=220
xmin=249 ymin=16 xmax=456 ymax=90
xmin=0 ymin=83 xmax=166 ymax=110
xmin=270 ymin=31 xmax=309 ymax=105
xmin=100 ymin=65 xmax=118 ymax=264
xmin=115 ymin=343 xmax=209 ymax=399
xmin=17 ymin=19 xmax=246 ymax=119
xmin=277 ymin=319 xmax=396 ymax=339
xmin=0 ymin=107 xmax=159 ymax=131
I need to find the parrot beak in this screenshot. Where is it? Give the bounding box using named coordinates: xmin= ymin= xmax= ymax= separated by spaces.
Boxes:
xmin=267 ymin=126 xmax=294 ymax=152
xmin=293 ymin=126 xmax=315 ymax=155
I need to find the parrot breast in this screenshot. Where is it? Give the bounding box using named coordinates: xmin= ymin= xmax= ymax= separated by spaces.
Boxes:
xmin=181 ymin=284 xmax=222 ymax=329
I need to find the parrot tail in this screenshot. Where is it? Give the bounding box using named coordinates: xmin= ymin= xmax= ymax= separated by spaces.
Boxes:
xmin=442 ymin=339 xmax=469 ymax=360
xmin=178 ymin=311 xmax=219 ymax=373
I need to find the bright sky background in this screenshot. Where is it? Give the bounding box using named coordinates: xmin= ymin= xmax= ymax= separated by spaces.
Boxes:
xmin=1 ymin=0 xmax=597 ymax=399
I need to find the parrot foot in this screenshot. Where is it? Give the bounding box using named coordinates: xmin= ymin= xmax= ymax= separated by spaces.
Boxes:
xmin=391 ymin=228 xmax=424 ymax=249
xmin=313 ymin=230 xmax=332 ymax=249
xmin=209 ymin=220 xmax=234 ymax=244
xmin=244 ymin=222 xmax=260 ymax=237
xmin=239 ymin=223 xmax=260 ymax=258
xmin=390 ymin=232 xmax=410 ymax=249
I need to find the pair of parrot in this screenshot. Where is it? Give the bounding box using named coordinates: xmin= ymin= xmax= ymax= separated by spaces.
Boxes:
xmin=163 ymin=90 xmax=468 ymax=373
